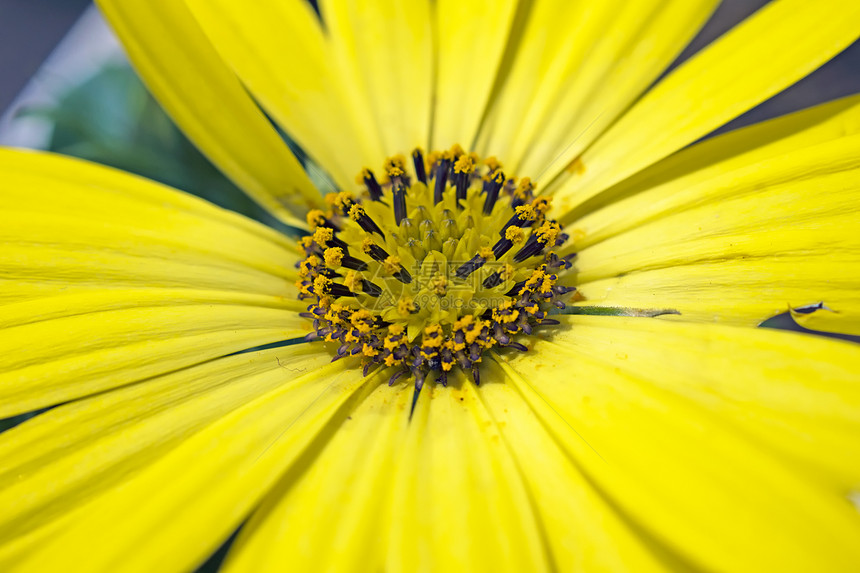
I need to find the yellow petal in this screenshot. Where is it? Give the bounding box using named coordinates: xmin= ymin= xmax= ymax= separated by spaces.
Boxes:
xmin=184 ymin=0 xmax=383 ymax=188
xmin=570 ymin=134 xmax=860 ymax=330
xmin=0 ymin=345 xmax=329 ymax=548
xmin=321 ymin=0 xmax=432 ymax=159
xmin=222 ymin=382 xmax=412 ymax=572
xmin=0 ymin=150 xmax=308 ymax=415
xmin=0 ymin=149 xmax=299 ymax=304
xmin=552 ymin=0 xmax=860 ymax=213
xmin=791 ymin=304 xmax=860 ymax=337
xmin=561 ymin=93 xmax=860 ymax=228
xmin=430 ymin=0 xmax=519 ymax=151
xmin=477 ymin=0 xmax=717 ymax=179
xmin=496 ymin=316 xmax=860 ymax=571
xmin=0 ymin=289 xmax=308 ymax=418
xmin=95 ymin=0 xmax=322 ymax=225
xmin=2 ymin=359 xmax=374 ymax=572
xmin=386 ymin=380 xmax=549 ymax=572
xmin=476 ymin=358 xmax=668 ymax=571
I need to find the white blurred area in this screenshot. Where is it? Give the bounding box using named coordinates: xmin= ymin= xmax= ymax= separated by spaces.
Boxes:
xmin=0 ymin=6 xmax=122 ymax=148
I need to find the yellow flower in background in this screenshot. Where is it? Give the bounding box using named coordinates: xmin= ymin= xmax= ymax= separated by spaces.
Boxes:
xmin=2 ymin=0 xmax=860 ymax=571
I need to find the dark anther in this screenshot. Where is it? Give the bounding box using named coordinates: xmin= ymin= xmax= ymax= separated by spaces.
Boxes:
xmin=362 ymin=169 xmax=384 ymax=201
xmin=388 ymin=368 xmax=409 ymax=386
xmin=482 ymin=171 xmax=504 ymax=215
xmin=394 ymin=267 xmax=413 ymax=284
xmin=393 ymin=184 xmax=408 ymax=224
xmin=352 ymin=208 xmax=385 ymax=239
xmin=412 ymin=149 xmax=427 ymax=185
xmin=364 ymin=243 xmax=390 ymax=262
xmin=513 ymin=235 xmax=543 ymax=262
xmin=482 ymin=271 xmax=502 ymax=288
xmin=455 ymin=253 xmax=486 ymax=279
xmin=340 ymin=255 xmax=369 ymax=271
xmin=471 ymin=366 xmax=481 ymax=386
xmin=454 ymin=171 xmax=469 ymax=206
xmin=433 ymin=159 xmax=450 ymax=204
xmin=361 ymin=279 xmax=382 ymax=297
xmin=492 ymin=237 xmax=513 ymax=259
xmin=327 ymin=282 xmax=355 ymax=298
xmin=505 ymin=281 xmax=526 ymax=297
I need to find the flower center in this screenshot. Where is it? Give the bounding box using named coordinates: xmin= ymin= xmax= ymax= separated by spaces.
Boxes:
xmin=296 ymin=145 xmax=575 ymax=391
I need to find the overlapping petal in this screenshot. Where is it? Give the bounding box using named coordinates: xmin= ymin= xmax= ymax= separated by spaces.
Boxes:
xmin=0 ymin=352 xmax=370 ymax=572
xmin=551 ymin=0 xmax=860 ymax=214
xmin=0 ymin=150 xmax=306 ymax=415
xmin=477 ymin=0 xmax=718 ymax=183
xmin=494 ymin=316 xmax=860 ymax=571
xmin=567 ymin=132 xmax=860 ymax=331
xmin=95 ymin=0 xmax=322 ymax=226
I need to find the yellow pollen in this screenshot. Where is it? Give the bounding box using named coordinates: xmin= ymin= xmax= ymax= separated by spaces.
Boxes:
xmin=323 ymin=247 xmax=343 ymax=268
xmin=313 ymin=227 xmax=333 ymax=247
xmin=478 ymin=245 xmax=494 ymax=260
xmin=382 ymin=255 xmax=402 ymax=274
xmin=505 ymin=226 xmax=525 ymax=244
xmin=350 ymin=310 xmax=374 ymax=333
xmin=299 ymin=236 xmax=314 ymax=250
xmin=384 ymin=155 xmax=407 ymax=178
xmin=343 ymin=270 xmax=360 ymax=291
xmin=348 ymin=204 xmax=366 ymax=222
xmin=483 ymin=156 xmax=502 ymax=172
xmin=398 ymin=297 xmax=417 ymax=314
xmin=356 ymin=168 xmax=373 ymax=184
xmin=454 ymin=154 xmax=475 ymax=174
xmin=531 ymin=196 xmax=552 ymax=217
xmin=516 ymin=177 xmax=535 ymax=195
xmin=333 ymin=192 xmax=355 ymax=212
xmin=313 ymin=275 xmax=331 ymax=295
xmin=388 ymin=324 xmax=405 ymax=336
xmin=306 ymin=209 xmax=326 ymax=228
xmin=430 ymin=274 xmax=448 ymax=296
xmin=515 ymin=205 xmax=536 ymax=222
xmin=361 ymin=238 xmax=375 ymax=254
xmin=446 ymin=143 xmax=465 ymax=160
xmin=536 ymin=221 xmax=560 ymax=245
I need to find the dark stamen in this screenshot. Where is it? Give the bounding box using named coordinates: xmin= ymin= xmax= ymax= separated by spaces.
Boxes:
xmin=361 ymin=279 xmax=382 ymax=297
xmin=482 ymin=170 xmax=505 ymax=215
xmin=455 ymin=253 xmax=486 ymax=279
xmin=513 ymin=235 xmax=543 ymax=262
xmin=351 ymin=206 xmax=385 ymax=239
xmin=455 ymin=172 xmax=469 ymax=206
xmin=492 ymin=237 xmax=513 ymax=259
xmin=364 ymin=243 xmax=390 ymax=262
xmin=340 ymin=255 xmax=369 ymax=271
xmin=394 ymin=267 xmax=413 ymax=284
xmin=393 ymin=184 xmax=408 ymax=224
xmin=327 ymin=283 xmax=354 ymax=298
xmin=482 ymin=272 xmax=502 ymax=288
xmin=362 ymin=170 xmax=384 ymax=201
xmin=412 ymin=149 xmax=427 ymax=185
xmin=433 ymin=159 xmax=450 ymax=204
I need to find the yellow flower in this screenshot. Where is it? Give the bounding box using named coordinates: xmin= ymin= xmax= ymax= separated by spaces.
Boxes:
xmin=2 ymin=0 xmax=860 ymax=571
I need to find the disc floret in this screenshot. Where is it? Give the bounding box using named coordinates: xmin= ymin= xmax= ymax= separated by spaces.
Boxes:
xmin=297 ymin=146 xmax=576 ymax=390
